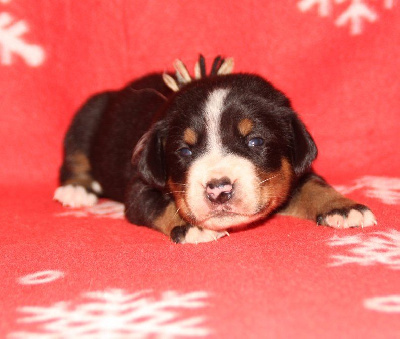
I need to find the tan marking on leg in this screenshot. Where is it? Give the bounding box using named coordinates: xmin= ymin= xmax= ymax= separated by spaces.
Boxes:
xmin=63 ymin=152 xmax=94 ymax=188
xmin=280 ymin=176 xmax=353 ymax=220
xmin=183 ymin=128 xmax=198 ymax=145
xmin=237 ymin=118 xmax=254 ymax=137
xmin=153 ymin=201 xmax=187 ymax=236
xmin=57 ymin=152 xmax=101 ymax=207
xmin=68 ymin=152 xmax=91 ymax=173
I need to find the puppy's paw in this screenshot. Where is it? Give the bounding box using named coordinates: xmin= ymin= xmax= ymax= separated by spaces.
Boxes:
xmin=317 ymin=204 xmax=377 ymax=229
xmin=54 ymin=184 xmax=98 ymax=208
xmin=170 ymin=225 xmax=229 ymax=244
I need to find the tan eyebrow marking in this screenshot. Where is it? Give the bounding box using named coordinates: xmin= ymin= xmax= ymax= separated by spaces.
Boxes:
xmin=238 ymin=118 xmax=254 ymax=136
xmin=183 ymin=128 xmax=198 ymax=145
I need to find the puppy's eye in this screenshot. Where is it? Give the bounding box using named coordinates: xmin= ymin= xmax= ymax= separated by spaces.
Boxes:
xmin=177 ymin=147 xmax=192 ymax=157
xmin=248 ymin=137 xmax=264 ymax=147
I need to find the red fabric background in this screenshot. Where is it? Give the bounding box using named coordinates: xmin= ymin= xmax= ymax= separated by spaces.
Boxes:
xmin=1 ymin=1 xmax=399 ymax=338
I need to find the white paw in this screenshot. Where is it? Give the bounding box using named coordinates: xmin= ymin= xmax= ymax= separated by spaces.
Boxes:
xmin=322 ymin=207 xmax=377 ymax=229
xmin=53 ymin=185 xmax=98 ymax=208
xmin=181 ymin=227 xmax=229 ymax=244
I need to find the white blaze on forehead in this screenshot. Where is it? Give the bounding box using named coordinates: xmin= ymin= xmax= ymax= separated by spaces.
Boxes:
xmin=203 ymin=88 xmax=230 ymax=153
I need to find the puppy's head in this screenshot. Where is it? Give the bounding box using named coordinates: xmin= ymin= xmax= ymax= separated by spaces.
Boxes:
xmin=135 ymin=74 xmax=317 ymax=231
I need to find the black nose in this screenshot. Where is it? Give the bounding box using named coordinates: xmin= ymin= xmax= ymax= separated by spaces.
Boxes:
xmin=206 ymin=177 xmax=233 ymax=204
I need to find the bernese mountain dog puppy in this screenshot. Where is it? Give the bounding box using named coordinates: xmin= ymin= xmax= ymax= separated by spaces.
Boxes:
xmin=54 ymin=55 xmax=376 ymax=244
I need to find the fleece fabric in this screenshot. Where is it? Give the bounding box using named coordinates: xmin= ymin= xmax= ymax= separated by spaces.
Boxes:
xmin=1 ymin=1 xmax=399 ymax=338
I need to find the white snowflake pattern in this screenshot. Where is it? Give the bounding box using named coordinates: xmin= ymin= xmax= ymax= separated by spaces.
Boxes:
xmin=364 ymin=294 xmax=400 ymax=313
xmin=335 ymin=176 xmax=400 ymax=205
xmin=0 ymin=0 xmax=45 ymax=66
xmin=327 ymin=230 xmax=400 ymax=269
xmin=297 ymin=0 xmax=396 ymax=35
xmin=298 ymin=0 xmax=332 ymax=16
xmin=55 ymin=200 xmax=125 ymax=219
xmin=9 ymin=289 xmax=210 ymax=338
xmin=18 ymin=270 xmax=65 ymax=285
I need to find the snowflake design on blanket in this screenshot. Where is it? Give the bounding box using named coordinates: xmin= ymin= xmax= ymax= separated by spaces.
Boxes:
xmin=335 ymin=176 xmax=400 ymax=205
xmin=0 ymin=0 xmax=45 ymax=66
xmin=297 ymin=0 xmax=396 ymax=35
xmin=9 ymin=289 xmax=210 ymax=338
xmin=327 ymin=230 xmax=400 ymax=269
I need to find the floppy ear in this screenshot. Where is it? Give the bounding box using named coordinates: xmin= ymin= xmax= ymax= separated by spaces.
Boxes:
xmin=291 ymin=115 xmax=318 ymax=176
xmin=132 ymin=121 xmax=167 ymax=189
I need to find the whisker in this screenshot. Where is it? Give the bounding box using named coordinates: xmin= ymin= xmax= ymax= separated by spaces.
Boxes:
xmin=171 ymin=207 xmax=181 ymax=222
xmin=166 ymin=191 xmax=186 ymax=195
xmin=258 ymin=174 xmax=279 ymax=185
xmin=167 ymin=207 xmax=182 ymax=233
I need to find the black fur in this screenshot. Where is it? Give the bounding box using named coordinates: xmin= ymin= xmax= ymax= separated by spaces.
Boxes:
xmin=60 ymin=93 xmax=110 ymax=184
xmin=90 ymin=87 xmax=167 ymax=201
xmin=125 ymin=178 xmax=172 ymax=228
xmin=148 ymin=74 xmax=317 ymax=186
xmin=170 ymin=225 xmax=191 ymax=243
xmin=59 ymin=68 xmax=322 ymax=238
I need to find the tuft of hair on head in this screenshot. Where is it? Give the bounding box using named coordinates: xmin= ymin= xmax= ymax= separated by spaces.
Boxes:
xmin=217 ymin=57 xmax=234 ymax=75
xmin=162 ymin=73 xmax=180 ymax=92
xmin=174 ymin=59 xmax=192 ymax=84
xmin=163 ymin=54 xmax=235 ymax=92
xmin=210 ymin=56 xmax=223 ymax=75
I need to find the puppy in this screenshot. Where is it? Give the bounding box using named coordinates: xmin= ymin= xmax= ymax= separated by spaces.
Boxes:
xmin=54 ymin=55 xmax=377 ymax=244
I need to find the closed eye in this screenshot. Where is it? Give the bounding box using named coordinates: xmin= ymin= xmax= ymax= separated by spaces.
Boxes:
xmin=248 ymin=137 xmax=264 ymax=147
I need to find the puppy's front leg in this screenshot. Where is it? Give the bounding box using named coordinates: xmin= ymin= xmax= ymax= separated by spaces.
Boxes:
xmin=125 ymin=179 xmax=227 ymax=243
xmin=280 ymin=174 xmax=377 ymax=228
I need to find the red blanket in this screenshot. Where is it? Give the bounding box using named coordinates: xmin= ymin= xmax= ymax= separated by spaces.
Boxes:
xmin=1 ymin=1 xmax=400 ymax=337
